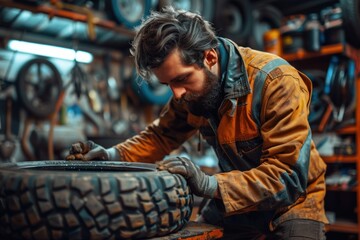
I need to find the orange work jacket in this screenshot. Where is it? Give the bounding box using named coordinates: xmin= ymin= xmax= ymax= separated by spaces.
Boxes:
xmin=115 ymin=38 xmax=328 ymax=229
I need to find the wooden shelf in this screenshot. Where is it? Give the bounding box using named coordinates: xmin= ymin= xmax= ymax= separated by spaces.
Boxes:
xmin=322 ymin=155 xmax=357 ymax=163
xmin=327 ymin=220 xmax=359 ymax=234
xmin=282 ymin=44 xmax=344 ymax=61
xmin=148 ymin=222 xmax=223 ymax=239
xmin=312 ymin=125 xmax=357 ymax=134
xmin=279 ymin=30 xmax=360 ymax=240
xmin=336 ymin=125 xmax=358 ymax=135
xmin=282 ymin=44 xmax=360 ymax=75
xmin=327 ymin=186 xmax=357 ymax=192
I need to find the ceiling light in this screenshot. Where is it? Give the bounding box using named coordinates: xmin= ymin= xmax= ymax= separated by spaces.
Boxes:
xmin=7 ymin=40 xmax=93 ymax=63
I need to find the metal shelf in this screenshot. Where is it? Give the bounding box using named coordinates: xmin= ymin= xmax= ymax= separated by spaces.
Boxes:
xmin=0 ymin=1 xmax=135 ymax=51
xmin=0 ymin=1 xmax=135 ymax=36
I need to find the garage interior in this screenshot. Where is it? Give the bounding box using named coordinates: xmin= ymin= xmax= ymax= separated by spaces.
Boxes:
xmin=0 ymin=0 xmax=360 ymax=239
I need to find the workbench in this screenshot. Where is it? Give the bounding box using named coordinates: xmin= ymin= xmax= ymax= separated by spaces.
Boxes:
xmin=149 ymin=221 xmax=223 ymax=240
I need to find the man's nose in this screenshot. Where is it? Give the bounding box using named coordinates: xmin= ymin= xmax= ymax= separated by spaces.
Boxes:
xmin=170 ymin=86 xmax=186 ymax=100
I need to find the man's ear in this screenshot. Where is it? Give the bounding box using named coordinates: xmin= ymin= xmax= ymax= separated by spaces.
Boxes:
xmin=203 ymin=49 xmax=218 ymax=69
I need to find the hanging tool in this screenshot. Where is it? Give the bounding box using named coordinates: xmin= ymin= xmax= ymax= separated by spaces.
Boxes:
xmin=0 ymin=96 xmax=16 ymax=161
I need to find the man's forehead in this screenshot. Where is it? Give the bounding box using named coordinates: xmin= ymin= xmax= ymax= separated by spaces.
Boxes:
xmin=152 ymin=49 xmax=193 ymax=84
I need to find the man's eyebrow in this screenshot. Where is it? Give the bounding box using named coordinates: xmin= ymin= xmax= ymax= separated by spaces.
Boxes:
xmin=168 ymin=73 xmax=190 ymax=84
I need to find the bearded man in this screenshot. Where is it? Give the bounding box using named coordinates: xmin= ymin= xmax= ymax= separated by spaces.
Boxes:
xmin=67 ymin=6 xmax=328 ymax=240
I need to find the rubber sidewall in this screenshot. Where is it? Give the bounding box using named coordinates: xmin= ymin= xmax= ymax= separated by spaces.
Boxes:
xmin=0 ymin=161 xmax=193 ymax=239
xmin=340 ymin=0 xmax=360 ymax=48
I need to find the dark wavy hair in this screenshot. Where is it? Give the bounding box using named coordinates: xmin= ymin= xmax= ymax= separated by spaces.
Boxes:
xmin=130 ymin=6 xmax=219 ymax=80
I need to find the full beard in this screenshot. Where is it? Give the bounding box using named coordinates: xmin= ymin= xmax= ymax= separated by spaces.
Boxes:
xmin=185 ymin=68 xmax=223 ymax=118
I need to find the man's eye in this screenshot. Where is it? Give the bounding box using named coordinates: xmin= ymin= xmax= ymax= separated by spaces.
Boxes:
xmin=175 ymin=78 xmax=187 ymax=84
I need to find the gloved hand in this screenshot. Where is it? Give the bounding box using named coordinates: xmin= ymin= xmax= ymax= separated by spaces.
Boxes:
xmin=157 ymin=157 xmax=218 ymax=198
xmin=65 ymin=140 xmax=120 ymax=161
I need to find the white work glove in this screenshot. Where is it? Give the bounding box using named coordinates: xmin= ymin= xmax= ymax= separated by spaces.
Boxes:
xmin=157 ymin=157 xmax=218 ymax=198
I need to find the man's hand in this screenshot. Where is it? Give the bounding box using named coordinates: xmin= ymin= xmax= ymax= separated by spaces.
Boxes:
xmin=157 ymin=157 xmax=218 ymax=198
xmin=66 ymin=141 xmax=119 ymax=161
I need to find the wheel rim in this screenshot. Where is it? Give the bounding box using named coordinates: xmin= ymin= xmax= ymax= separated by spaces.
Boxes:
xmin=118 ymin=0 xmax=145 ymax=23
xmin=3 ymin=160 xmax=157 ymax=172
xmin=16 ymin=58 xmax=62 ymax=118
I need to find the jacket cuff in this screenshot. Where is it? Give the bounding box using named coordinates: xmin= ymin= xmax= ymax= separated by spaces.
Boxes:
xmin=204 ymin=175 xmax=219 ymax=199
xmin=107 ymin=147 xmax=122 ymax=161
xmin=215 ymin=173 xmax=237 ymax=214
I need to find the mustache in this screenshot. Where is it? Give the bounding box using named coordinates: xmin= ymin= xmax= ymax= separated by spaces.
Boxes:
xmin=183 ymin=92 xmax=202 ymax=102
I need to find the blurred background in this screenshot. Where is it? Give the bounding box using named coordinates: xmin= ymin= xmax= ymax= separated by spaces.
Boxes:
xmin=0 ymin=1 xmax=360 ymax=239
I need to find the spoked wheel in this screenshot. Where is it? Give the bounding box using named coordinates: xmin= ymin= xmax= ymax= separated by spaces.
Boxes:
xmin=16 ymin=58 xmax=62 ymax=119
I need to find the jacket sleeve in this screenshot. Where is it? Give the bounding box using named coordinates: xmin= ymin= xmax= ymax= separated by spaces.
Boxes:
xmin=114 ymin=99 xmax=198 ymax=163
xmin=216 ymin=68 xmax=313 ymax=215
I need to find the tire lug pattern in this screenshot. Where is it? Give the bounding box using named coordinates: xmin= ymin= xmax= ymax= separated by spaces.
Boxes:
xmin=51 ymin=229 xmax=63 ymax=240
xmin=71 ymin=178 xmax=93 ymax=196
xmin=54 ymin=190 xmax=70 ymax=209
xmin=36 ymin=188 xmax=49 ymax=201
xmin=38 ymin=201 xmax=52 ymax=214
xmin=106 ymin=202 xmax=122 ymax=216
xmin=48 ymin=213 xmax=63 ymax=228
xmin=33 ymin=226 xmax=49 ymax=239
xmin=7 ymin=196 xmax=21 ymax=212
xmin=26 ymin=206 xmax=41 ymax=226
xmin=0 ymin=163 xmax=194 ymax=239
xmin=85 ymin=195 xmax=105 ymax=216
xmin=120 ymin=192 xmax=140 ymax=209
xmin=100 ymin=179 xmax=111 ymax=195
xmin=71 ymin=195 xmax=84 ymax=211
xmin=95 ymin=214 xmax=109 ymax=229
xmin=65 ymin=213 xmax=79 ymax=228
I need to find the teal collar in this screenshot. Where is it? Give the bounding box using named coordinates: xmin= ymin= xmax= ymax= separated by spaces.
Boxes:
xmin=217 ymin=37 xmax=251 ymax=99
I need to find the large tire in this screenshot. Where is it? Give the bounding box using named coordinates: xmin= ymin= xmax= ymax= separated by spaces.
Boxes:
xmin=0 ymin=161 xmax=193 ymax=239
xmin=340 ymin=0 xmax=360 ymax=48
xmin=159 ymin=0 xmax=215 ymax=22
xmin=130 ymin=70 xmax=173 ymax=106
xmin=214 ymin=0 xmax=253 ymax=46
xmin=247 ymin=4 xmax=283 ymax=51
xmin=105 ymin=0 xmax=152 ymax=29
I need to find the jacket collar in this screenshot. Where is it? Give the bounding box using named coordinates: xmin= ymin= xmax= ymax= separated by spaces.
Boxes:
xmin=217 ymin=37 xmax=251 ymax=100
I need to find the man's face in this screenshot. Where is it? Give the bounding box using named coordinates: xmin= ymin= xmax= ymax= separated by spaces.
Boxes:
xmin=184 ymin=68 xmax=222 ymax=117
xmin=153 ymin=48 xmax=222 ymax=117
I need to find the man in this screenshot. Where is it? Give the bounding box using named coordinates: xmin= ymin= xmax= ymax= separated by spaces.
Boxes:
xmin=67 ymin=6 xmax=328 ymax=239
